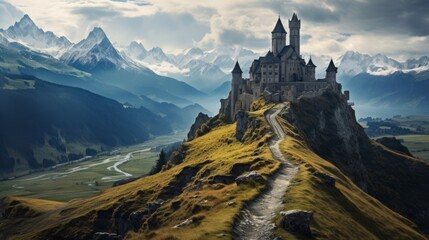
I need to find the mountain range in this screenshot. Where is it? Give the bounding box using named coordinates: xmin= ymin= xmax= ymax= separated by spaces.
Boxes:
xmin=335 ymin=51 xmax=429 ymax=117
xmin=0 ymin=73 xmax=171 ymax=175
xmin=0 ymin=15 xmax=212 ymax=175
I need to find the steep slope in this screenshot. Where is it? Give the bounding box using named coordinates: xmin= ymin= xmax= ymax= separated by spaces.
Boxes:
xmin=0 ymin=95 xmax=427 ymax=239
xmin=281 ymin=89 xmax=429 ymax=235
xmin=60 ymin=27 xmax=140 ymax=72
xmin=0 ymin=102 xmax=279 ymax=240
xmin=0 ymin=73 xmax=171 ymax=176
xmin=275 ymin=123 xmax=425 ymax=239
xmin=0 ymin=14 xmax=72 ymax=58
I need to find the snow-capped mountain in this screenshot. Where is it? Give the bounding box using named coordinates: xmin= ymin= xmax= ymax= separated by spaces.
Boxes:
xmin=336 ymin=51 xmax=429 ymax=78
xmin=0 ymin=14 xmax=72 ymax=58
xmin=123 ymin=43 xmax=260 ymax=92
xmin=123 ymin=41 xmax=147 ymax=60
xmin=61 ymin=27 xmax=141 ymax=72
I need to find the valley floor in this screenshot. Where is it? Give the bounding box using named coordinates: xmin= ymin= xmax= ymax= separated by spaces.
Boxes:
xmin=0 ymin=132 xmax=185 ymax=202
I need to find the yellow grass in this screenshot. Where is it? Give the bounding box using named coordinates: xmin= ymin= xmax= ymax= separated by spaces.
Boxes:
xmin=275 ymin=118 xmax=426 ymax=240
xmin=0 ymin=103 xmax=279 ymax=240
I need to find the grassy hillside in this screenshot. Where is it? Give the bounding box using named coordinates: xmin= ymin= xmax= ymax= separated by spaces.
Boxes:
xmin=274 ymin=118 xmax=426 ymax=239
xmin=0 ymin=103 xmax=279 ymax=240
xmin=1 ymin=97 xmax=427 ymax=239
xmin=0 ymin=73 xmax=171 ymax=176
xmin=284 ymin=90 xmax=429 ymax=234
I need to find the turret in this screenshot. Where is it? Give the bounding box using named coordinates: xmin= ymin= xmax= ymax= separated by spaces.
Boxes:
xmin=306 ymin=57 xmax=316 ymax=81
xmin=232 ymin=60 xmax=243 ymax=82
xmin=231 ymin=61 xmax=243 ymax=119
xmin=289 ymin=13 xmax=301 ymax=56
xmin=325 ymin=59 xmax=337 ymax=82
xmin=271 ymin=18 xmax=287 ymax=56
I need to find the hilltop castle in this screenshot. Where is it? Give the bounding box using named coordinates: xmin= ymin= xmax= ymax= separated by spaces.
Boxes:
xmin=220 ymin=13 xmax=349 ymax=121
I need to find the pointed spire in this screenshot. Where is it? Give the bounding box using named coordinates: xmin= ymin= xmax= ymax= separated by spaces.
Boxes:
xmin=307 ymin=57 xmax=316 ymax=67
xmin=291 ymin=13 xmax=299 ymax=21
xmin=272 ymin=17 xmax=287 ymax=34
xmin=232 ymin=61 xmax=243 ymax=74
xmin=326 ymin=59 xmax=337 ymax=72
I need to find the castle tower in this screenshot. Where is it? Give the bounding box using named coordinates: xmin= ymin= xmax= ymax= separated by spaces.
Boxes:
xmin=306 ymin=57 xmax=316 ymax=81
xmin=325 ymin=59 xmax=338 ymax=82
xmin=271 ymin=18 xmax=287 ymax=55
xmin=231 ymin=61 xmax=243 ymax=119
xmin=289 ymin=13 xmax=301 ymax=56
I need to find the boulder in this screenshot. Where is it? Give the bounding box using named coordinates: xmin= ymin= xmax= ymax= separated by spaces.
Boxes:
xmin=313 ymin=171 xmax=336 ymax=187
xmin=93 ymin=232 xmax=122 ymax=240
xmin=280 ymin=210 xmax=313 ymax=236
xmin=235 ymin=171 xmax=265 ymax=185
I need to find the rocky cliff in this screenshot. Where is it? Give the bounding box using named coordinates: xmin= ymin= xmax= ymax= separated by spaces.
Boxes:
xmin=281 ymin=89 xmax=429 ymax=234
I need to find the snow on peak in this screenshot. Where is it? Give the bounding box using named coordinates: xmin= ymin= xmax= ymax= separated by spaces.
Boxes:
xmin=123 ymin=41 xmax=147 ymax=60
xmin=186 ymin=47 xmax=204 ymax=56
xmin=15 ymin=14 xmax=37 ymax=29
xmin=87 ymin=27 xmax=107 ymax=43
xmin=0 ymin=14 xmax=72 ymax=58
xmin=337 ymin=51 xmax=428 ymax=77
xmin=60 ymin=27 xmax=142 ymax=72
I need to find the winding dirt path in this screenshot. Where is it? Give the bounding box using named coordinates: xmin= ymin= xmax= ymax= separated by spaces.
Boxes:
xmin=233 ymin=103 xmax=298 ymax=240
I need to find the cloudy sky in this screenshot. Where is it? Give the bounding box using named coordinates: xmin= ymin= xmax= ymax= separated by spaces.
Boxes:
xmin=1 ymin=0 xmax=428 ymax=60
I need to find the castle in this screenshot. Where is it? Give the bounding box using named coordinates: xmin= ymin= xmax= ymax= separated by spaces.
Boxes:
xmin=220 ymin=13 xmax=349 ymax=121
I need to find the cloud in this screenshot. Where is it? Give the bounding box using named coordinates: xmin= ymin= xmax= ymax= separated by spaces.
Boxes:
xmin=0 ymin=1 xmax=24 ymax=29
xmin=72 ymin=6 xmax=123 ymax=20
xmin=4 ymin=0 xmax=429 ymax=59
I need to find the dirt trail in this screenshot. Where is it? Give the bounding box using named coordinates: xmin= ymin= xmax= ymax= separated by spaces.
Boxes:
xmin=233 ymin=103 xmax=298 ymax=240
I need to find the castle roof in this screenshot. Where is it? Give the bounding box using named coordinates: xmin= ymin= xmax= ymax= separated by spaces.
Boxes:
xmin=307 ymin=58 xmax=316 ymax=67
xmin=326 ymin=59 xmax=338 ymax=72
xmin=261 ymin=50 xmax=281 ymax=63
xmin=291 ymin=13 xmax=299 ymax=21
xmin=272 ymin=18 xmax=287 ymax=34
xmin=250 ymin=59 xmax=260 ymax=74
xmin=278 ymin=45 xmax=293 ymax=56
xmin=232 ymin=61 xmax=243 ymax=74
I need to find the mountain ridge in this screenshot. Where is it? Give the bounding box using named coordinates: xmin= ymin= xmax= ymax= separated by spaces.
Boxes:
xmin=0 ymin=14 xmax=72 ymax=58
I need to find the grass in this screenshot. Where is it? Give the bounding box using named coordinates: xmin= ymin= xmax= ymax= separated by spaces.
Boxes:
xmin=274 ymin=118 xmax=426 ymax=240
xmin=0 ymin=133 xmax=185 ymax=202
xmin=0 ymin=103 xmax=279 ymax=240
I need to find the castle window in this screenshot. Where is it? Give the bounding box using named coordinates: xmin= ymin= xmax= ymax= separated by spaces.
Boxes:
xmin=269 ymin=65 xmax=272 ymax=68
xmin=269 ymin=72 xmax=272 ymax=75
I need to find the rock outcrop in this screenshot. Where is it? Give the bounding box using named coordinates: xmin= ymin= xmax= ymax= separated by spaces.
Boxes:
xmin=235 ymin=171 xmax=265 ymax=185
xmin=187 ymin=112 xmax=210 ymax=141
xmin=281 ymin=89 xmax=429 ymax=234
xmin=283 ymin=89 xmax=370 ymax=190
xmin=235 ymin=111 xmax=263 ymax=142
xmin=376 ymin=137 xmax=413 ymax=157
xmin=280 ymin=210 xmax=313 ymax=236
